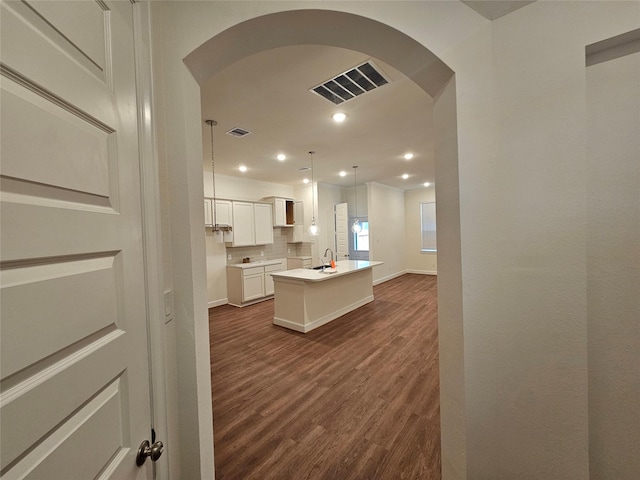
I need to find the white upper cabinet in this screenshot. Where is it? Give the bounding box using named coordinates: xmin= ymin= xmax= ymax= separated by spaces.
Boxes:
xmin=204 ymin=198 xmax=232 ymax=227
xmin=213 ymin=199 xmax=232 ymax=226
xmin=264 ymin=196 xmax=294 ymax=226
xmin=231 ymin=201 xmax=255 ymax=246
xmin=254 ymin=203 xmax=274 ymax=245
xmin=229 ymin=201 xmax=273 ymax=246
xmin=204 ymin=199 xmax=213 ymax=227
xmin=288 ymin=200 xmax=305 ymax=243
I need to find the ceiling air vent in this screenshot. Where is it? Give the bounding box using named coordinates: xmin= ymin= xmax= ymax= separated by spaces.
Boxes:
xmin=226 ymin=127 xmax=251 ymax=138
xmin=310 ymin=60 xmax=389 ymax=105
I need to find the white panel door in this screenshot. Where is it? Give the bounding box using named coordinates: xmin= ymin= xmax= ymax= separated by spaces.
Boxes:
xmin=1 ymin=2 xmax=154 ymax=479
xmin=335 ymin=203 xmax=349 ymax=260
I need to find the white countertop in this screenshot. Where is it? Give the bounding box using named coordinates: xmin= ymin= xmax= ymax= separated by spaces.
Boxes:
xmin=271 ymin=260 xmax=383 ymax=283
xmin=227 ymin=258 xmax=285 ymax=269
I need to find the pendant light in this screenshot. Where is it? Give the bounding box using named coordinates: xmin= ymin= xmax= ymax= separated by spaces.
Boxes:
xmin=351 ymin=165 xmax=362 ymax=234
xmin=308 ymin=151 xmax=320 ymax=236
xmin=206 ymin=119 xmax=232 ymax=242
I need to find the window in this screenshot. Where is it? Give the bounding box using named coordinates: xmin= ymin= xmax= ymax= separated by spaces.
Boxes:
xmin=420 ymin=202 xmax=437 ymax=252
xmin=354 ymin=221 xmax=369 ymax=251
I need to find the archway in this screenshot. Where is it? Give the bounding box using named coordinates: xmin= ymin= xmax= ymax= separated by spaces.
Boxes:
xmin=183 ymin=8 xmax=464 ymax=477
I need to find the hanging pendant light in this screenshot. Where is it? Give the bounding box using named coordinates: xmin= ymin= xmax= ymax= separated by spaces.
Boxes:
xmin=308 ymin=151 xmax=320 ymax=236
xmin=351 ymin=165 xmax=362 ymax=234
xmin=206 ymin=119 xmax=232 ymax=243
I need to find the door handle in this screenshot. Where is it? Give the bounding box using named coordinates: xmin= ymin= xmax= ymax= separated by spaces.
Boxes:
xmin=136 ymin=439 xmax=164 ymax=466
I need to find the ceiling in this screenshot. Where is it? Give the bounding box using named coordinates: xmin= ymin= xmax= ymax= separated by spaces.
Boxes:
xmin=200 ymin=1 xmax=534 ymax=192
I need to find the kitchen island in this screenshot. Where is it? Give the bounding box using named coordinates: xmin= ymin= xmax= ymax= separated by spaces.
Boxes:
xmin=270 ymin=260 xmax=383 ymax=333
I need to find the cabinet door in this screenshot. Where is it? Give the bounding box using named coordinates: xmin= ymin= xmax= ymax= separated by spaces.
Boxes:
xmin=242 ymin=273 xmax=265 ymax=301
xmin=232 ymin=201 xmax=255 ymax=246
xmin=264 ymin=263 xmax=283 ymax=295
xmin=213 ymin=199 xmax=232 ymax=226
xmin=264 ymin=272 xmax=275 ymax=296
xmin=290 ymin=201 xmax=304 ymax=242
xmin=204 ymin=199 xmax=213 ymax=226
xmin=294 ymin=200 xmax=304 ymax=225
xmin=254 ymin=203 xmax=274 ymax=245
xmin=273 ymin=198 xmax=286 ymax=226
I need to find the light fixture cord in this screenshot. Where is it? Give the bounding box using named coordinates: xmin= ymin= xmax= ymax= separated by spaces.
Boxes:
xmin=206 ymin=120 xmax=218 ymax=227
xmin=309 ymin=151 xmax=316 ymax=222
xmin=353 ymin=166 xmax=358 ymax=219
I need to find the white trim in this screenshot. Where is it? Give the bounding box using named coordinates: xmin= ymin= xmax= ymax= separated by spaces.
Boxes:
xmin=373 ymin=270 xmax=407 ymax=285
xmin=273 ymin=295 xmax=374 ymax=333
xmin=226 ymin=295 xmax=273 ymax=308
xmin=132 ymin=3 xmax=170 ymax=479
xmin=406 ymin=269 xmax=438 ymax=276
xmin=208 ymin=298 xmax=228 ymax=308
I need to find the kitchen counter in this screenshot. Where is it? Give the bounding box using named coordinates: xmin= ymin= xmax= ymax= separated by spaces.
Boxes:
xmin=227 ymin=258 xmax=285 ymax=269
xmin=271 ymin=260 xmax=383 ymax=333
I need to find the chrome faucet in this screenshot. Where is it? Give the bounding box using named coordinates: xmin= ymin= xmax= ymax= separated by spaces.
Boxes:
xmin=323 ymin=248 xmax=334 ymax=264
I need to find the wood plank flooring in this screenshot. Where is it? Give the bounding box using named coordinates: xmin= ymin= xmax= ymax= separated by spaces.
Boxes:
xmin=209 ymin=273 xmax=441 ymax=479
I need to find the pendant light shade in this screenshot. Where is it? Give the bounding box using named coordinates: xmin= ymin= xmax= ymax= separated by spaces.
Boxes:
xmin=351 ymin=166 xmax=362 ymax=234
xmin=308 ymin=151 xmax=320 ymax=236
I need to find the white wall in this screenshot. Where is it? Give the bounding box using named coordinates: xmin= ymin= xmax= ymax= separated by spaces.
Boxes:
xmin=405 ymin=187 xmax=437 ymax=274
xmin=586 ymin=47 xmax=640 ymax=478
xmin=368 ymin=182 xmax=406 ymax=283
xmin=149 ymin=2 xmax=640 ymax=479
xmin=203 ymin=172 xmax=293 ymax=200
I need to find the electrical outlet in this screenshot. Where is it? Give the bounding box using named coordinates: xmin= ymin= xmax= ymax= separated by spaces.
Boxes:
xmin=227 ymin=254 xmax=232 ymax=260
xmin=260 ymin=251 xmax=264 ymax=256
xmin=287 ymin=248 xmax=291 ymax=254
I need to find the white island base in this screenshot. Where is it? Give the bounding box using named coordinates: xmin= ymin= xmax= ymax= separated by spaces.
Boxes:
xmin=271 ymin=260 xmax=383 ymax=333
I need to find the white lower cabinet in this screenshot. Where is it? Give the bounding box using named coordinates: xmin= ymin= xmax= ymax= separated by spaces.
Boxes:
xmin=264 ymin=263 xmax=283 ymax=296
xmin=226 ymin=260 xmax=285 ymax=306
xmin=241 ymin=267 xmax=265 ymax=302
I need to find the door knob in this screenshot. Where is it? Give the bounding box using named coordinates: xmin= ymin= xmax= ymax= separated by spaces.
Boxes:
xmin=136 ymin=439 xmax=164 ymax=466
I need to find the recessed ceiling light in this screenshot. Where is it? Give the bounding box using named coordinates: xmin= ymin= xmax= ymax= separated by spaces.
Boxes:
xmin=276 ymin=153 xmax=286 ymax=161
xmin=332 ymin=112 xmax=347 ymax=123
xmin=339 ymin=171 xmax=347 ymax=177
xmin=402 ymin=173 xmax=409 ymax=180
xmin=404 ymin=152 xmax=414 ymax=160
xmin=424 ymin=182 xmax=431 ymax=187
xmin=239 ymin=165 xmax=248 ymax=173
xmin=303 ymin=178 xmax=309 ymax=184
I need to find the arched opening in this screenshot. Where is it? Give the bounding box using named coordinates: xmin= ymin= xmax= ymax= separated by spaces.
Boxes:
xmin=182 ymin=8 xmax=464 ymax=477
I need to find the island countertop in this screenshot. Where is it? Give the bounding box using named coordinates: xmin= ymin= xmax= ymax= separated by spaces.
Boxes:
xmin=271 ymin=260 xmax=383 ymax=283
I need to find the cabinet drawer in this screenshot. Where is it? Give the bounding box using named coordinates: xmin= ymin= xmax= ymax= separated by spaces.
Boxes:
xmin=264 ymin=263 xmax=283 ymax=273
xmin=242 ymin=266 xmax=264 ymax=276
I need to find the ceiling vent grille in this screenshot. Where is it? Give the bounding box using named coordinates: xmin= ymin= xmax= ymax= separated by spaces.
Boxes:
xmin=226 ymin=127 xmax=251 ymax=138
xmin=310 ymin=60 xmax=389 ymax=105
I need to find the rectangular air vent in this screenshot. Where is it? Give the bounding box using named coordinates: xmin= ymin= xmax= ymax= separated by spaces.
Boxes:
xmin=310 ymin=60 xmax=389 ymax=105
xmin=226 ymin=127 xmax=251 ymax=138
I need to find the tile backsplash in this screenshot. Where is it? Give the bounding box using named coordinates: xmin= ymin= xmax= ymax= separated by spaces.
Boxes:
xmin=226 ymin=227 xmax=311 ymax=264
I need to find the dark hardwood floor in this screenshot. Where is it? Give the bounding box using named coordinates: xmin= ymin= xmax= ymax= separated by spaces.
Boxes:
xmin=209 ymin=273 xmax=441 ymax=479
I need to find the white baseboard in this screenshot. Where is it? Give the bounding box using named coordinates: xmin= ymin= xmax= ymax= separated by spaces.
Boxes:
xmin=208 ymin=298 xmax=228 ymax=308
xmin=373 ymin=270 xmax=407 ymax=286
xmin=406 ymin=269 xmax=437 ymax=276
